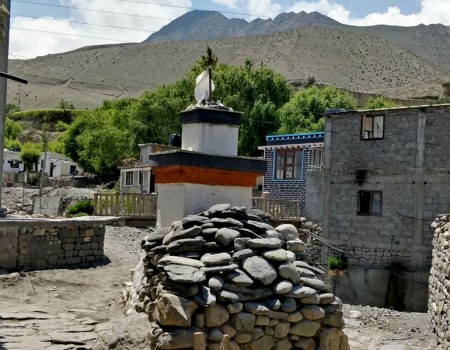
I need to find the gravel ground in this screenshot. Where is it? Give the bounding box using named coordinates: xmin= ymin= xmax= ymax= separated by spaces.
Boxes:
xmin=0 ymin=187 xmax=440 ymax=349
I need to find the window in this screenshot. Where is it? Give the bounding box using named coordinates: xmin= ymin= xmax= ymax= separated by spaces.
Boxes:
xmin=308 ymin=149 xmax=323 ymax=170
xmin=275 ymin=150 xmax=303 ymax=180
xmin=9 ymin=159 xmax=20 ymax=168
xmin=357 ymin=191 xmax=382 ymax=215
xmin=361 ymin=114 xmax=384 ymax=139
xmin=125 ymin=171 xmax=134 ymax=186
xmin=138 ymin=171 xmax=143 ymax=186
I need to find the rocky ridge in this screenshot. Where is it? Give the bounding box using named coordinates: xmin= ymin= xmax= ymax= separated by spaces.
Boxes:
xmin=123 ymin=204 xmax=349 ymax=350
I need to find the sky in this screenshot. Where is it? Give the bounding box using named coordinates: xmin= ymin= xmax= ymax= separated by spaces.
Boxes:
xmin=8 ymin=0 xmax=450 ymax=59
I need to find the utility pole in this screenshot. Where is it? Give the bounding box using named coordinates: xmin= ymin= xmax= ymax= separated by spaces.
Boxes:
xmin=0 ymin=0 xmax=11 ymax=216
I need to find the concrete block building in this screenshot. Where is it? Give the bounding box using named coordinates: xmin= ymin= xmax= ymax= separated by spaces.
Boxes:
xmin=259 ymin=132 xmax=324 ymax=216
xmin=119 ymin=143 xmax=178 ymax=194
xmin=309 ymin=104 xmax=450 ymax=311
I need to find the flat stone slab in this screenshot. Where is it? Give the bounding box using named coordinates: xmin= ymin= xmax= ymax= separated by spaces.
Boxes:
xmin=164 ymin=264 xmax=206 ymax=283
xmin=227 ymin=269 xmax=254 ymax=286
xmin=158 ymin=255 xmax=205 ymax=268
xmin=242 ymin=256 xmax=277 ymax=285
xmin=233 ymin=249 xmax=256 ymax=261
xmin=0 ymin=311 xmax=57 ymax=320
xmin=286 ymin=286 xmax=317 ymax=299
xmin=167 ymin=237 xmax=205 ymax=253
xmin=262 ymin=249 xmax=288 ymax=261
xmin=202 ymin=263 xmax=239 ymax=274
xmin=300 ymin=277 xmax=331 ymax=292
xmin=201 ymin=252 xmax=232 ymax=266
xmin=211 ymin=217 xmax=244 ymax=228
xmin=171 ymin=226 xmax=202 ymax=241
xmin=247 ymin=238 xmax=283 ymax=249
xmin=294 ymin=261 xmax=325 ymax=275
xmin=208 ymin=203 xmax=231 ymax=214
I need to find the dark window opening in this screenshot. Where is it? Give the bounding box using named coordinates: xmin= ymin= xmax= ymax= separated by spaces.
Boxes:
xmin=125 ymin=171 xmax=134 ymax=186
xmin=9 ymin=159 xmax=21 ymax=168
xmin=358 ymin=190 xmax=382 ymax=215
xmin=361 ymin=114 xmax=384 ymax=140
xmin=275 ymin=150 xmax=303 ymax=180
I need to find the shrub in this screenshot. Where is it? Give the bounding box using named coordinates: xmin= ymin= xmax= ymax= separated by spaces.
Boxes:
xmin=20 ymin=142 xmax=41 ymax=172
xmin=67 ymin=199 xmax=94 ymax=216
xmin=327 ymin=254 xmax=348 ymax=270
xmin=56 ymin=120 xmax=69 ymax=132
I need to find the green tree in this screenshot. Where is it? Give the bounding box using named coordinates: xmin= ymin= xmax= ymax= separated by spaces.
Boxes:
xmin=20 ymin=142 xmax=41 ymax=173
xmin=278 ymin=86 xmax=358 ymax=134
xmin=5 ymin=118 xmax=22 ymax=140
xmin=62 ymin=101 xmax=145 ymax=175
xmin=364 ymin=95 xmax=398 ymax=109
xmin=212 ymin=63 xmax=292 ymax=155
xmin=4 ymin=138 xmax=21 ymax=150
xmin=196 ymin=45 xmax=219 ymax=71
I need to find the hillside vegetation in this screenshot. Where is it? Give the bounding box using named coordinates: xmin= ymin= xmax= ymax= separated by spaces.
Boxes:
xmin=7 ymin=23 xmax=449 ymax=110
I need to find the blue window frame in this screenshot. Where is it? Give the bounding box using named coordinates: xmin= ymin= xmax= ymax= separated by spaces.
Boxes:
xmin=275 ymin=150 xmax=303 ymax=180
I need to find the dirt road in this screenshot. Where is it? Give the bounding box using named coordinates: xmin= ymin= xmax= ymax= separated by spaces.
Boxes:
xmin=0 ymin=225 xmax=439 ymax=350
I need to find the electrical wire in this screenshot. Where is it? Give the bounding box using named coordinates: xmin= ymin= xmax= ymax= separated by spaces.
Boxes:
xmin=12 ymin=0 xmax=172 ymax=21
xmin=9 ymin=0 xmax=450 ymax=47
xmin=12 ymin=13 xmax=156 ymax=33
xmin=298 ymin=227 xmax=429 ymax=285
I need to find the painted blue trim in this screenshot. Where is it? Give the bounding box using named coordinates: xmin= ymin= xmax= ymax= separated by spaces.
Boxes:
xmin=266 ymin=132 xmax=324 ymax=140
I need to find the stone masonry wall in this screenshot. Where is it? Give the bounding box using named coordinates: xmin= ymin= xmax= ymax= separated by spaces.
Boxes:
xmin=322 ymin=105 xmax=450 ymax=269
xmin=429 ymin=213 xmax=450 ymax=347
xmin=0 ymin=217 xmax=118 ymax=271
xmin=123 ymin=204 xmax=349 ymax=350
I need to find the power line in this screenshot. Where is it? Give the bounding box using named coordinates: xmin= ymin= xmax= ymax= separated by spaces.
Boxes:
xmin=11 ymin=0 xmax=450 ymax=39
xmin=12 ymin=0 xmax=172 ymax=21
xmin=12 ymin=13 xmax=156 ymax=33
xmin=11 ymin=26 xmax=130 ymax=42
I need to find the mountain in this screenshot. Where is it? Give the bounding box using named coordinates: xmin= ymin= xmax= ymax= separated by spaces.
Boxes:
xmin=6 ymin=11 xmax=450 ymax=110
xmin=144 ymin=10 xmax=342 ymax=43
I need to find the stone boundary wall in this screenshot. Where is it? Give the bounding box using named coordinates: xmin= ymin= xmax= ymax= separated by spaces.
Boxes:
xmin=42 ymin=176 xmax=98 ymax=188
xmin=0 ymin=216 xmax=121 ymax=271
xmin=429 ymin=213 xmax=450 ymax=347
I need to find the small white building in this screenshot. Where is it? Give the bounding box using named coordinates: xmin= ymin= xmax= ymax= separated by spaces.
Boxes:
xmin=3 ymin=149 xmax=24 ymax=174
xmin=39 ymin=152 xmax=83 ymax=177
xmin=119 ymin=143 xmax=179 ymax=194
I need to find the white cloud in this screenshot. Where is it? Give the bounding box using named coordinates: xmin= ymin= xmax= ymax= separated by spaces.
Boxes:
xmin=212 ymin=0 xmax=241 ymax=10
xmin=246 ymin=0 xmax=282 ymax=17
xmin=10 ymin=0 xmax=191 ymax=59
xmin=288 ymin=0 xmax=450 ymax=26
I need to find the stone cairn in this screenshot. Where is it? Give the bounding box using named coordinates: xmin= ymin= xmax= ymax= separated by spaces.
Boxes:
xmin=429 ymin=213 xmax=450 ymax=347
xmin=123 ymin=204 xmax=349 ymax=350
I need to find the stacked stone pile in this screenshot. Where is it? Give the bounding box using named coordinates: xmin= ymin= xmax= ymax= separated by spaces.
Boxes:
xmin=429 ymin=213 xmax=450 ymax=347
xmin=123 ymin=204 xmax=349 ymax=350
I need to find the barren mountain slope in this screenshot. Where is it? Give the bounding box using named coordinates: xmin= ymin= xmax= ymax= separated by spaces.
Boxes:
xmin=8 ymin=26 xmax=448 ymax=110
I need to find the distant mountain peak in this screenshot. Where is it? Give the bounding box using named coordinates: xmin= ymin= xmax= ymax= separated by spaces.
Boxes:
xmin=144 ymin=10 xmax=342 ymax=43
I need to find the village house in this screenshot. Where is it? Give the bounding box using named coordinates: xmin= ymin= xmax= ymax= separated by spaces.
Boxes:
xmin=259 ymin=132 xmax=324 ymax=216
xmin=39 ymin=152 xmax=83 ymax=177
xmin=119 ymin=143 xmax=178 ymax=193
xmin=2 ymin=149 xmax=24 ymax=185
xmin=307 ymin=103 xmax=450 ymax=311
